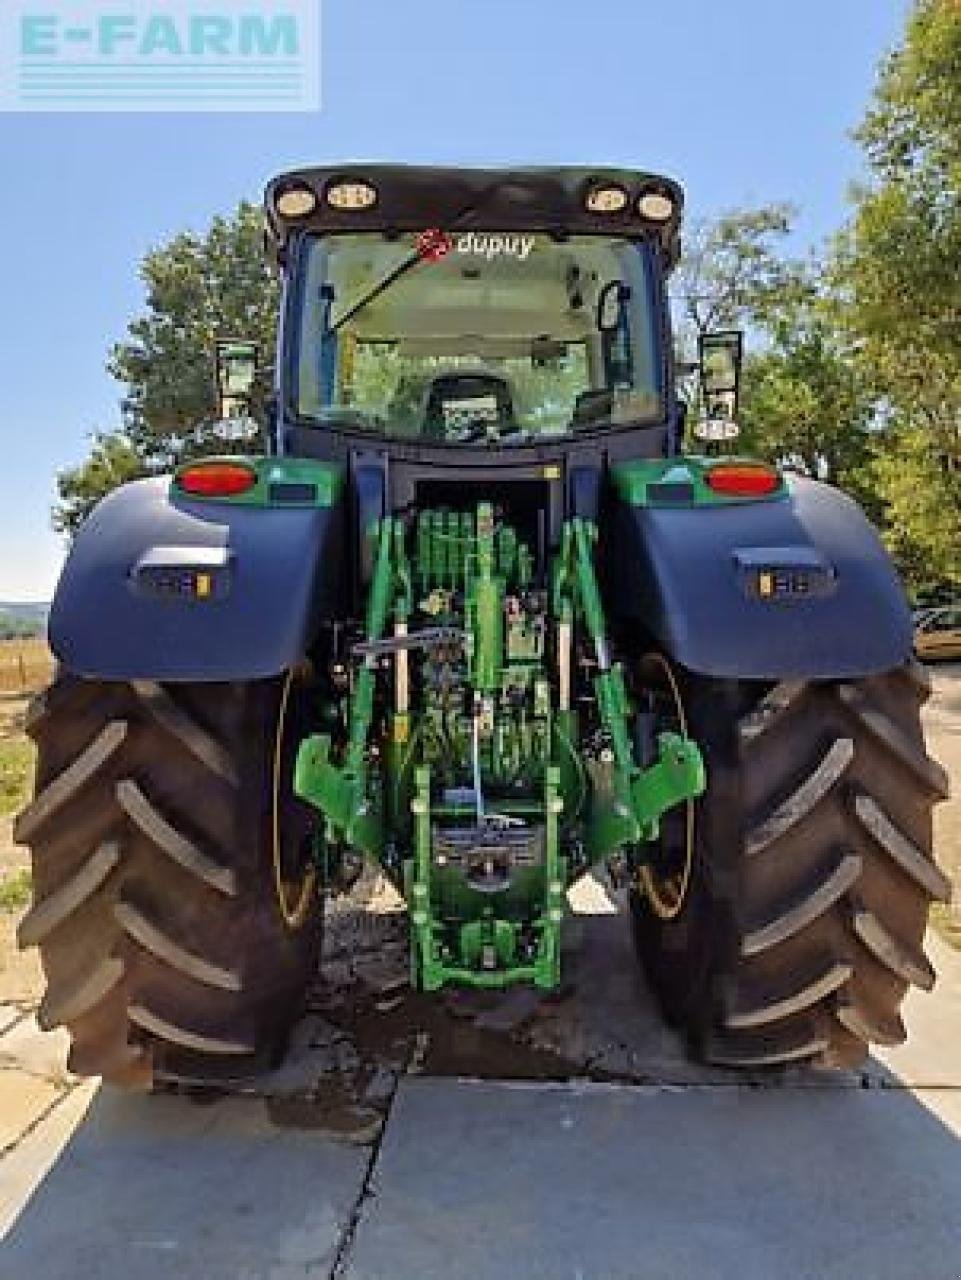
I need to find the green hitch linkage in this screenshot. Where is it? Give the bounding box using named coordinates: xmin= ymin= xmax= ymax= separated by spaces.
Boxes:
xmin=564 ymin=518 xmax=706 ymax=861
xmin=294 ymin=517 xmax=400 ymax=859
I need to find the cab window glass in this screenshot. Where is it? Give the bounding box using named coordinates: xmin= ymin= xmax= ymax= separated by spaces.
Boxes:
xmin=293 ymin=232 xmax=662 ymax=444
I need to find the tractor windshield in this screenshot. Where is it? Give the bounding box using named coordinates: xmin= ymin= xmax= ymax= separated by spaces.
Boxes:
xmin=291 ymin=231 xmax=662 ymax=444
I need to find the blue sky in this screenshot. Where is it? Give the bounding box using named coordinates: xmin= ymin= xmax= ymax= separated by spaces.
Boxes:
xmin=0 ymin=0 xmax=911 ymax=600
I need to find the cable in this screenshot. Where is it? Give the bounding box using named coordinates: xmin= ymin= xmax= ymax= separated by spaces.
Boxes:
xmin=471 ymin=709 xmax=484 ymax=823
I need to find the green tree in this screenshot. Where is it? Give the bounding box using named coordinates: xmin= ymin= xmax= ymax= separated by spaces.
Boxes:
xmin=739 ymin=282 xmax=879 ymax=516
xmin=874 ymin=425 xmax=961 ymax=591
xmin=672 ymin=203 xmax=808 ymax=431
xmin=673 ymin=203 xmax=801 ymax=350
xmin=675 ymin=207 xmax=887 ymax=525
xmin=54 ymin=432 xmax=147 ymax=536
xmin=54 ymin=201 xmax=279 ymax=533
xmin=838 ymin=0 xmax=961 ymax=586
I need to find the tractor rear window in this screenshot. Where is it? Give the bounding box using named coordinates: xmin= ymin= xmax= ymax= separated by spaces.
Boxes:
xmin=291 ymin=231 xmax=662 ymax=444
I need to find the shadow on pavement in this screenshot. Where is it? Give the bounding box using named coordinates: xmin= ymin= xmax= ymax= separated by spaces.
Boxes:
xmin=3 ymin=1088 xmax=372 ymax=1280
xmin=344 ymin=1074 xmax=961 ymax=1280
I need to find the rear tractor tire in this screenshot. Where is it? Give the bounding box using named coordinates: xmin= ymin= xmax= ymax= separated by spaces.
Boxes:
xmin=15 ymin=672 xmax=322 ymax=1088
xmin=631 ymin=659 xmax=950 ymax=1070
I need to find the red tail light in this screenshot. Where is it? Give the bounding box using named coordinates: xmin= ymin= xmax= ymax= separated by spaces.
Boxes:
xmin=177 ymin=461 xmax=257 ymax=497
xmin=706 ymin=463 xmax=780 ymax=498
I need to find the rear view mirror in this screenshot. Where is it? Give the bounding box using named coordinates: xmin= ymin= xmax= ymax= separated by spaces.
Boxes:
xmin=215 ymin=340 xmax=259 ymax=420
xmin=695 ymin=330 xmax=743 ymax=442
xmin=597 ymin=280 xmax=631 ymax=333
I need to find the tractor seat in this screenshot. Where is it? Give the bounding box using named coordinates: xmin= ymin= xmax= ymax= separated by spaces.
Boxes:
xmin=422 ymin=370 xmax=516 ymax=439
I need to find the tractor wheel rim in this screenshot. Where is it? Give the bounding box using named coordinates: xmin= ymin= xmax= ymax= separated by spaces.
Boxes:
xmin=638 ymin=653 xmax=695 ymax=922
xmin=272 ymin=668 xmax=317 ymax=930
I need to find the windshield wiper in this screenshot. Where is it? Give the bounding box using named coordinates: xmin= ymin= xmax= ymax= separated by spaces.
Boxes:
xmin=331 ymin=248 xmax=424 ymax=333
xmin=330 ymin=179 xmax=519 ymax=334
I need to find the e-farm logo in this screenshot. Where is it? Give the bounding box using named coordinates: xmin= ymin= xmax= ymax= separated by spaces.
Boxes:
xmin=1 ymin=2 xmax=320 ymax=112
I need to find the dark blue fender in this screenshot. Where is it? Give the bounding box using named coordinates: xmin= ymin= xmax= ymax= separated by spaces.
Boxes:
xmin=607 ymin=475 xmax=912 ymax=680
xmin=49 ymin=477 xmax=344 ymax=681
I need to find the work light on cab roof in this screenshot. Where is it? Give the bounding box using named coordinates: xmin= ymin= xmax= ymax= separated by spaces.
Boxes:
xmin=264 ymin=165 xmax=687 ymax=269
xmin=274 ymin=182 xmax=318 ymax=219
xmin=637 ymin=188 xmax=675 ymax=222
xmin=325 ymin=179 xmax=378 ymax=210
xmin=584 ymin=183 xmax=629 ymax=213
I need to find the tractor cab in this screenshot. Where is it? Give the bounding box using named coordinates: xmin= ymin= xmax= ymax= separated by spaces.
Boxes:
xmin=252 ymin=165 xmax=689 ymax=466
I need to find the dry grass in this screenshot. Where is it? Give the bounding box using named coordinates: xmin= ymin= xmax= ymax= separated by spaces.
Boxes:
xmin=0 ymin=867 xmax=31 ymax=911
xmin=0 ymin=737 xmax=34 ymax=816
xmin=0 ymin=635 xmax=53 ymax=695
xmin=931 ymin=903 xmax=961 ymax=950
xmin=0 ymin=685 xmax=37 ymax=1002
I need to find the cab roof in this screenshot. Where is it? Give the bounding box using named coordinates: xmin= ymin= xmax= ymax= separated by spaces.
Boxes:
xmin=264 ymin=163 xmax=684 ymax=268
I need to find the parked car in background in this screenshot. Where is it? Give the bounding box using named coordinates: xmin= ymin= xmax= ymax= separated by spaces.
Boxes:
xmin=914 ymin=605 xmax=961 ymax=660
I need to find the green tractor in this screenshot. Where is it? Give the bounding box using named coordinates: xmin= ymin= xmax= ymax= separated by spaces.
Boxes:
xmin=16 ymin=166 xmax=949 ymax=1088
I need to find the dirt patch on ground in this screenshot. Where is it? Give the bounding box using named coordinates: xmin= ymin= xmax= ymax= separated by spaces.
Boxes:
xmin=317 ymin=874 xmax=580 ymax=1084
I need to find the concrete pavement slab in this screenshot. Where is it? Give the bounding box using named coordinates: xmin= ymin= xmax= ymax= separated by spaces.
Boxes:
xmin=0 ymin=1004 xmax=24 ymax=1037
xmin=0 ymin=1071 xmax=63 ymax=1151
xmin=871 ymin=931 xmax=961 ymax=1087
xmin=2 ymin=1087 xmax=372 ymax=1280
xmin=0 ymin=1015 xmax=72 ymax=1084
xmin=0 ymin=1081 xmax=97 ymax=1236
xmin=342 ymin=1076 xmax=961 ymax=1280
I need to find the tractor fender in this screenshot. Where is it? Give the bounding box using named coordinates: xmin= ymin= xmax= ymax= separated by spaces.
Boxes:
xmin=49 ymin=477 xmax=344 ymax=681
xmin=607 ymin=474 xmax=912 ymax=680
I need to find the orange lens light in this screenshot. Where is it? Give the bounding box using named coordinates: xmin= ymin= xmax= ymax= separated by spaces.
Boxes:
xmin=705 ymin=463 xmax=780 ymax=497
xmin=177 ymin=462 xmax=257 ymax=497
